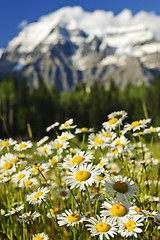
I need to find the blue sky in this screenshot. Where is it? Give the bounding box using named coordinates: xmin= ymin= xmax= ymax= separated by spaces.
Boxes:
xmin=1 ymin=0 xmax=160 ymax=48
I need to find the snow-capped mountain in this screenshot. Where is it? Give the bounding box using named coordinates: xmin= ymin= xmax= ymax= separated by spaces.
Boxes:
xmin=1 ymin=6 xmax=160 ymax=90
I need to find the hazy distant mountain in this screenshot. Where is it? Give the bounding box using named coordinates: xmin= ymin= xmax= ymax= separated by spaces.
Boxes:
xmin=1 ymin=6 xmax=160 ymax=90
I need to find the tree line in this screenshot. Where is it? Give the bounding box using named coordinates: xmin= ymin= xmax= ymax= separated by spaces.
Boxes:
xmin=0 ymin=72 xmax=160 ymax=139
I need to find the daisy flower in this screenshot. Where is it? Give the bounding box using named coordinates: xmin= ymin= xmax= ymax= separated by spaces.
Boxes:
xmin=1 ymin=152 xmax=20 ymax=165
xmin=36 ymin=144 xmax=52 ymax=156
xmin=19 ymin=177 xmax=39 ymax=188
xmin=104 ymin=175 xmax=138 ymax=200
xmin=31 ymin=162 xmax=50 ymax=175
xmin=5 ymin=205 xmax=24 ymax=216
xmin=99 ymin=129 xmax=116 ymax=144
xmin=111 ymin=136 xmax=130 ymax=150
xmin=47 ymin=208 xmax=60 ymax=218
xmin=108 ymin=110 xmax=128 ymax=122
xmin=63 ymin=150 xmax=93 ymax=167
xmin=56 ymin=132 xmax=75 ymax=142
xmin=86 ymin=215 xmax=118 ymax=240
xmin=18 ymin=211 xmax=40 ymax=223
xmin=26 ymin=187 xmax=50 ymax=205
xmin=57 ymin=188 xmax=70 ymax=200
xmin=0 ymin=175 xmax=9 ymax=184
xmin=52 ymin=140 xmax=69 ymax=153
xmin=101 ymin=197 xmax=136 ymax=222
xmin=11 ymin=169 xmax=31 ymax=185
xmin=65 ymin=163 xmax=101 ymax=190
xmin=57 ymin=209 xmax=85 ymax=227
xmin=145 ymin=126 xmax=160 ymax=134
xmin=102 ymin=118 xmax=120 ymax=131
xmin=0 ymin=138 xmax=17 ymax=150
xmin=14 ymin=141 xmax=32 ymax=151
xmin=31 ymin=232 xmax=49 ymax=240
xmin=88 ymin=133 xmax=107 ymax=149
xmin=59 ymin=118 xmax=77 ymax=130
xmin=75 ymin=127 xmax=93 ymax=134
xmin=0 ymin=159 xmax=16 ymax=176
xmin=118 ymin=215 xmax=144 ymax=238
xmin=46 ymin=122 xmax=59 ymax=132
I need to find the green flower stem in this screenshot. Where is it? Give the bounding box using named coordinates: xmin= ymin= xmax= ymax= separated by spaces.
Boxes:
xmin=85 ymin=184 xmax=92 ymax=217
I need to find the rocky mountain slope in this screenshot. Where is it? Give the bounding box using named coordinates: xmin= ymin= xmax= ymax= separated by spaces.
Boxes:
xmin=0 ymin=6 xmax=160 ymax=90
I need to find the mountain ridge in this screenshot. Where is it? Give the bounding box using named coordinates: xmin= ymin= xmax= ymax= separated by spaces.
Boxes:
xmin=0 ymin=6 xmax=160 ymax=90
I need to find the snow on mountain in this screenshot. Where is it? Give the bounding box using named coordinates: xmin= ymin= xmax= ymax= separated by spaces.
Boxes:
xmin=1 ymin=6 xmax=160 ymax=90
xmin=6 ymin=6 xmax=160 ymax=57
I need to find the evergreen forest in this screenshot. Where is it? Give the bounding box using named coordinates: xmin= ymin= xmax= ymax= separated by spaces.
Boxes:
xmin=1 ymin=72 xmax=160 ymax=140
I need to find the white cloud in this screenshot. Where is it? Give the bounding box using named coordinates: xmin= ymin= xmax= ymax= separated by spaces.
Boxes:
xmin=18 ymin=20 xmax=28 ymax=29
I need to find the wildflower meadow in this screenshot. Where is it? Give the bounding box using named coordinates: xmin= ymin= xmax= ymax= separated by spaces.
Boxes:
xmin=0 ymin=110 xmax=160 ymax=240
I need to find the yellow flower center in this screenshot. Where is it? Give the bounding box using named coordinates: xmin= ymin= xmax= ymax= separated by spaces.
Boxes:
xmin=71 ymin=149 xmax=77 ymax=154
xmin=103 ymin=133 xmax=112 ymax=138
xmin=108 ymin=118 xmax=117 ymax=125
xmin=60 ymin=190 xmax=67 ymax=196
xmin=99 ymin=161 xmax=105 ymax=167
xmin=17 ymin=174 xmax=25 ymax=180
xmin=75 ymin=170 xmax=91 ymax=182
xmin=113 ymin=181 xmax=129 ymax=193
xmin=51 ymin=158 xmax=57 ymax=164
xmin=96 ymin=222 xmax=110 ymax=232
xmin=81 ymin=127 xmax=88 ymax=132
xmin=10 ymin=158 xmax=19 ymax=163
xmin=24 ymin=180 xmax=32 ymax=186
xmin=0 ymin=177 xmax=3 ymax=180
xmin=3 ymin=162 xmax=13 ymax=170
xmin=111 ymin=149 xmax=118 ymax=154
xmin=149 ymin=128 xmax=156 ymax=132
xmin=51 ymin=208 xmax=60 ymax=215
xmin=1 ymin=141 xmax=9 ymax=147
xmin=25 ymin=215 xmax=33 ymax=220
xmin=35 ymin=236 xmax=43 ymax=240
xmin=64 ymin=121 xmax=69 ymax=126
xmin=71 ymin=156 xmax=84 ymax=165
xmin=60 ymin=136 xmax=67 ymax=141
xmin=32 ymin=163 xmax=41 ymax=168
xmin=116 ymin=140 xmax=124 ymax=148
xmin=125 ymin=220 xmax=136 ymax=231
xmin=34 ymin=191 xmax=43 ymax=198
xmin=131 ymin=121 xmax=140 ymax=128
xmin=133 ymin=207 xmax=141 ymax=213
xmin=94 ymin=137 xmax=104 ymax=145
xmin=110 ymin=172 xmax=117 ymax=177
xmin=19 ymin=143 xmax=27 ymax=149
xmin=139 ymin=131 xmax=143 ymax=135
xmin=111 ymin=204 xmax=127 ymax=217
xmin=42 ymin=147 xmax=47 ymax=153
xmin=56 ymin=143 xmax=63 ymax=148
xmin=97 ymin=175 xmax=104 ymax=181
xmin=67 ymin=214 xmax=80 ymax=222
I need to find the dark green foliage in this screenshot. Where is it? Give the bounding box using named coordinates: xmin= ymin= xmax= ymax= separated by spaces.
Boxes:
xmin=1 ymin=73 xmax=160 ymax=139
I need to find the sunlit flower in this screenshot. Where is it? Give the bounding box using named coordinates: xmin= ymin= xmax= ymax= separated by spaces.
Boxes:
xmin=104 ymin=175 xmax=138 ymax=200
xmin=31 ymin=162 xmax=50 ymax=175
xmin=0 ymin=159 xmax=16 ymax=176
xmin=0 ymin=138 xmax=17 ymax=150
xmin=56 ymin=132 xmax=74 ymax=142
xmin=118 ymin=215 xmax=144 ymax=238
xmin=102 ymin=118 xmax=120 ymax=130
xmin=101 ymin=197 xmax=135 ymax=222
xmin=52 ymin=140 xmax=69 ymax=153
xmin=57 ymin=209 xmax=85 ymax=226
xmin=88 ymin=133 xmax=107 ymax=149
xmin=18 ymin=211 xmax=40 ymax=223
xmin=37 ymin=143 xmax=52 ymax=156
xmin=145 ymin=126 xmax=160 ymax=134
xmin=14 ymin=141 xmax=32 ymax=151
xmin=86 ymin=215 xmax=118 ymax=240
xmin=65 ymin=163 xmax=101 ymax=190
xmin=26 ymin=187 xmax=50 ymax=205
xmin=19 ymin=177 xmax=39 ymax=188
xmin=32 ymin=232 xmax=49 ymax=240
xmin=59 ymin=119 xmax=77 ymax=130
xmin=11 ymin=169 xmax=31 ymax=185
xmin=111 ymin=136 xmax=129 ymax=151
xmin=98 ymin=129 xmax=116 ymax=144
xmin=108 ymin=110 xmax=128 ymax=122
xmin=75 ymin=127 xmax=93 ymax=134
xmin=63 ymin=150 xmax=93 ymax=167
xmin=5 ymin=205 xmax=24 ymax=216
